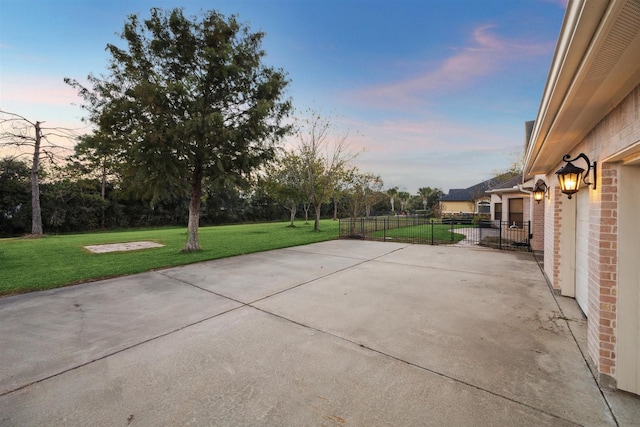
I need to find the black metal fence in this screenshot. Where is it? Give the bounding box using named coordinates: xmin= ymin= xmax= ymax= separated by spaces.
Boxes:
xmin=338 ymin=216 xmax=531 ymax=251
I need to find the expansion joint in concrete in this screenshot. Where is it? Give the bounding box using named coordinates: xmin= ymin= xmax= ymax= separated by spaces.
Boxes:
xmin=250 ymin=305 xmax=582 ymax=427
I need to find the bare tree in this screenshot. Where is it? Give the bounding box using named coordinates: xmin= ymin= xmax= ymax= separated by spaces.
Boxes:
xmin=296 ymin=111 xmax=359 ymax=231
xmin=0 ymin=110 xmax=76 ymax=235
xmin=364 ymin=174 xmax=384 ymax=217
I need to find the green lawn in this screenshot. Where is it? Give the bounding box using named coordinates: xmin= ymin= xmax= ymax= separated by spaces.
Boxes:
xmin=0 ymin=220 xmax=339 ymax=296
xmin=373 ymin=223 xmax=466 ymax=243
xmin=342 ymin=217 xmax=468 ymax=243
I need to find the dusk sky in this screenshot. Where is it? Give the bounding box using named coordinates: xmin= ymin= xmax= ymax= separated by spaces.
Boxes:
xmin=0 ymin=0 xmax=567 ymax=193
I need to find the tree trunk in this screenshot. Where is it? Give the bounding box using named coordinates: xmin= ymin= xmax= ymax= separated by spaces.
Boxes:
xmin=183 ymin=167 xmax=202 ymax=252
xmin=289 ymin=202 xmax=296 ymax=227
xmin=332 ymin=197 xmax=338 ymax=220
xmin=30 ymin=122 xmax=43 ymax=236
xmin=390 ymin=198 xmax=395 ymax=212
xmin=101 ymin=163 xmax=107 ymax=229
xmin=303 ymin=202 xmax=310 ymax=224
xmin=313 ymin=204 xmax=321 ymax=231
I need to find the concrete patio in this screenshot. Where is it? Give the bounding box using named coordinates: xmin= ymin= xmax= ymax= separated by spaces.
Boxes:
xmin=1 ymin=240 xmax=638 ymax=426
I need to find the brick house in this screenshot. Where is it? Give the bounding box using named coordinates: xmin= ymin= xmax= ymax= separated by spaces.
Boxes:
xmin=524 ymin=0 xmax=640 ymax=394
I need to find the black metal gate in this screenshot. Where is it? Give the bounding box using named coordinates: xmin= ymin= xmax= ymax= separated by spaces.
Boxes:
xmin=338 ymin=217 xmax=531 ymax=251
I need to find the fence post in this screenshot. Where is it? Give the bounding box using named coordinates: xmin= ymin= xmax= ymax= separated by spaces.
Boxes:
xmin=384 ymin=218 xmax=387 ymax=241
xmin=450 ymin=219 xmax=454 ymax=243
xmin=499 ymin=221 xmax=502 ymax=250
xmin=431 ymin=220 xmax=434 ymax=245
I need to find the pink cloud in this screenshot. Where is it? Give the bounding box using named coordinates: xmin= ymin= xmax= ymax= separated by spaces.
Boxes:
xmin=1 ymin=75 xmax=80 ymax=107
xmin=345 ymin=24 xmax=555 ymax=108
xmin=312 ymin=115 xmax=515 ymax=182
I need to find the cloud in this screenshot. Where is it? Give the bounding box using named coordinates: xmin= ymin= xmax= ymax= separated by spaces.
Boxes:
xmin=346 ymin=116 xmax=514 ymax=154
xmin=344 ymin=24 xmax=554 ymax=109
xmin=1 ymin=75 xmax=80 ymax=108
xmin=337 ymin=115 xmax=522 ymax=192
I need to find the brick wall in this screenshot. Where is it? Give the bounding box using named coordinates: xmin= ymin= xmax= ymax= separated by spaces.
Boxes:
xmin=551 ymin=186 xmax=562 ymax=291
xmin=591 ymin=164 xmax=619 ymax=380
xmin=530 ymin=195 xmax=545 ymax=252
xmin=541 ymin=181 xmax=559 ymax=291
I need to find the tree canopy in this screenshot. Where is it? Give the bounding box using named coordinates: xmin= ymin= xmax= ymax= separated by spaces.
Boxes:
xmin=66 ymin=7 xmax=291 ymax=251
xmin=263 ymin=151 xmax=306 ymax=227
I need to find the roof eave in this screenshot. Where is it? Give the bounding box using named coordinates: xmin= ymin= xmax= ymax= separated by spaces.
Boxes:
xmin=524 ymin=0 xmax=640 ymax=178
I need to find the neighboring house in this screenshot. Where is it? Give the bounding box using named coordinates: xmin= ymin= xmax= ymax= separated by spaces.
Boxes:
xmin=486 ymin=173 xmax=526 ymax=224
xmin=484 ymin=173 xmax=546 ymax=251
xmin=439 ymin=179 xmax=496 ymax=216
xmin=524 ymin=0 xmax=640 ymax=395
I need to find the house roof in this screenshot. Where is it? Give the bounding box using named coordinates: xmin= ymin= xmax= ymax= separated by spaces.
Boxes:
xmin=440 ymin=175 xmax=520 ymax=202
xmin=486 ymin=173 xmax=525 ymax=194
xmin=524 ymin=0 xmax=640 ymax=177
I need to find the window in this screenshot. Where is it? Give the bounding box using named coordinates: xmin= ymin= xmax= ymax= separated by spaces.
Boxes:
xmin=509 ymin=198 xmax=523 ymax=226
xmin=477 ymin=201 xmax=490 ymax=214
xmin=494 ymin=203 xmax=502 ymax=221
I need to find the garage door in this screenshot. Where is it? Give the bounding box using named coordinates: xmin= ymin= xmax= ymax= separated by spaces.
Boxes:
xmin=618 ymin=164 xmax=640 ymax=395
xmin=575 ymin=191 xmax=589 ymax=317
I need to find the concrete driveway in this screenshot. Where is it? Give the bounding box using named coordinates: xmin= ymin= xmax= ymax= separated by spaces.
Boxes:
xmin=1 ymin=240 xmax=638 ymax=426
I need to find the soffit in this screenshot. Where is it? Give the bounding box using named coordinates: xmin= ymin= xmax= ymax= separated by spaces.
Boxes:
xmin=525 ymin=0 xmax=640 ymax=177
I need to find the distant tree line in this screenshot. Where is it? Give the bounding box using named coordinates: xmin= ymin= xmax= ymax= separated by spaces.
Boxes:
xmin=0 ymin=152 xmax=446 ymax=238
xmin=0 ymin=156 xmax=285 ymax=237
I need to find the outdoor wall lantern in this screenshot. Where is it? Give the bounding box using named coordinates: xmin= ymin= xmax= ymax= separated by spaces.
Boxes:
xmin=533 ymin=180 xmax=548 ymax=203
xmin=556 ymin=153 xmax=596 ymax=199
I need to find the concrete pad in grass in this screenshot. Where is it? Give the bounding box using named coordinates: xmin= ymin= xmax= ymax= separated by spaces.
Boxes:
xmin=84 ymin=241 xmax=164 ymax=253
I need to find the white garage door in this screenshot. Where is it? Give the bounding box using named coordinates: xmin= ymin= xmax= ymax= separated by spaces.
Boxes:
xmin=575 ymin=191 xmax=589 ymax=317
xmin=618 ymin=164 xmax=640 ymax=395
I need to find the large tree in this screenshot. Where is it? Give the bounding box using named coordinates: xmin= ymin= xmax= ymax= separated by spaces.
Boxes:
xmin=67 ymin=8 xmax=291 ymax=251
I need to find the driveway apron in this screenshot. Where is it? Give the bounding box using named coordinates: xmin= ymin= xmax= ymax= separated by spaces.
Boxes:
xmin=0 ymin=240 xmax=629 ymax=426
